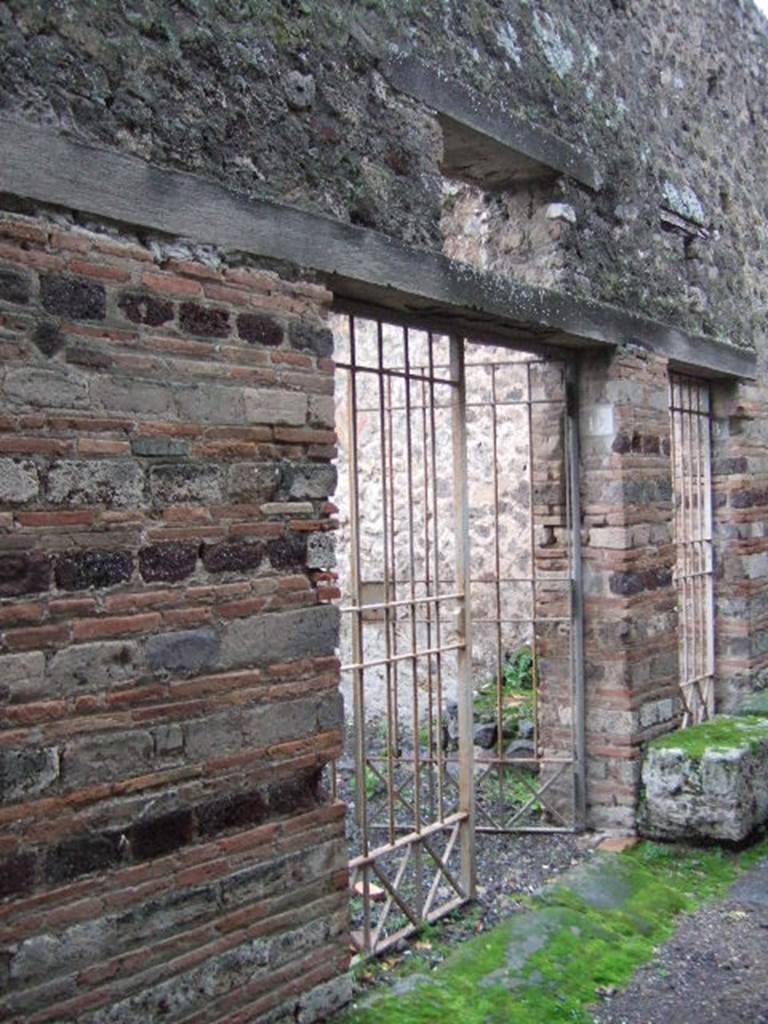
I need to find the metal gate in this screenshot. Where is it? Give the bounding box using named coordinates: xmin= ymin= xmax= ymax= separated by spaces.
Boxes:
xmin=332 ymin=311 xmax=583 ymax=957
xmin=464 ymin=354 xmax=584 ymax=834
xmin=669 ymin=374 xmax=715 ymax=725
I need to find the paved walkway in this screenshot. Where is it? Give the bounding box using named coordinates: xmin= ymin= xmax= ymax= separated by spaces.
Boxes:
xmin=335 ymin=844 xmax=768 ymax=1024
xmin=593 ymin=857 xmax=768 ymax=1024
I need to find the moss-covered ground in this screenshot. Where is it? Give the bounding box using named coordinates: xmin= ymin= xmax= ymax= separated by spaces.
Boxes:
xmin=648 ymin=715 xmax=768 ymax=760
xmin=335 ymin=836 xmax=768 ymax=1024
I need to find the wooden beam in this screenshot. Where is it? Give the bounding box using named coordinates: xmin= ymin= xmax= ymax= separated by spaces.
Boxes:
xmin=0 ymin=115 xmax=755 ymax=381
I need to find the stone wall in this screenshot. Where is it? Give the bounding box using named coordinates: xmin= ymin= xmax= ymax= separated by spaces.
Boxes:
xmin=577 ymin=346 xmax=679 ymax=828
xmin=0 ymin=0 xmax=767 ymax=1018
xmin=0 ymin=211 xmax=349 ymax=1023
xmin=1 ymin=1 xmax=766 ymax=350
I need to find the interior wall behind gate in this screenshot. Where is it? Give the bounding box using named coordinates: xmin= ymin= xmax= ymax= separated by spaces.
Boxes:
xmin=0 ymin=211 xmax=350 ymax=1024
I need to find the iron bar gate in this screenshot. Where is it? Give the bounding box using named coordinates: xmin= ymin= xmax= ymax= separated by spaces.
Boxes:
xmin=464 ymin=356 xmax=584 ymax=833
xmin=333 ymin=315 xmax=475 ymax=957
xmin=669 ymin=374 xmax=715 ymax=725
xmin=331 ymin=311 xmax=584 ymax=957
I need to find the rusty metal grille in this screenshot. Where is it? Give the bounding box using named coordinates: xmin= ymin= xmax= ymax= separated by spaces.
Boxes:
xmin=669 ymin=374 xmax=715 ymax=725
xmin=331 ymin=311 xmax=584 ymax=958
xmin=332 ymin=314 xmax=474 ymax=958
xmin=465 ymin=356 xmax=584 ymax=833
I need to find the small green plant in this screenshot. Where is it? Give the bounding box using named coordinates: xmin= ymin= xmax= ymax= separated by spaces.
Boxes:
xmin=474 ymin=647 xmax=535 ymax=737
xmin=352 ymin=765 xmax=384 ymax=802
xmin=502 ymin=647 xmax=534 ymax=691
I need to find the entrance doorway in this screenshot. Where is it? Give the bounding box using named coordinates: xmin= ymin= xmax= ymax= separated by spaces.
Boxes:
xmin=331 ymin=311 xmax=585 ymax=956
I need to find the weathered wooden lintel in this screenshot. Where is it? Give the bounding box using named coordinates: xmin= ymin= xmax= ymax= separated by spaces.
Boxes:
xmin=0 ymin=116 xmax=755 ymax=381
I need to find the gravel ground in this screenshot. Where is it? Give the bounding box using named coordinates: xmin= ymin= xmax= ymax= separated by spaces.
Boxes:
xmin=591 ymin=857 xmax=768 ymax=1024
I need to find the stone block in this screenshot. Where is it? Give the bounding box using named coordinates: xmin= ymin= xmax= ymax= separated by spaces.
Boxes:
xmin=201 ymin=540 xmax=263 ymax=573
xmin=0 ymin=457 xmax=39 ymax=504
xmin=266 ymin=532 xmax=307 ymax=570
xmin=185 ymin=709 xmax=242 ymax=761
xmin=0 ymin=651 xmax=47 ymax=702
xmin=0 ymin=852 xmax=36 ymax=899
xmin=47 ymin=460 xmax=144 ymax=508
xmin=40 ymin=273 xmax=105 ymax=320
xmin=296 ymin=975 xmax=353 ymax=1024
xmin=0 ymin=747 xmax=60 ymax=801
xmin=91 ymin=377 xmax=176 ymax=417
xmin=129 ymin=808 xmax=194 ymax=859
xmin=734 ymin=690 xmax=768 ymax=718
xmin=279 ymin=461 xmax=337 ymax=500
xmin=62 ymin=729 xmax=154 ymax=787
xmin=146 ymin=628 xmax=220 ymax=677
xmin=149 ymin=463 xmax=223 ymax=505
xmin=639 ymin=716 xmax=768 ymax=842
xmin=0 ymin=266 xmax=29 ymax=304
xmin=0 ymin=552 xmax=51 ymax=597
xmin=138 ymin=541 xmax=198 ymax=582
xmin=288 ymin=320 xmax=333 ymax=358
xmin=54 ymin=550 xmax=134 ymax=591
xmin=11 ymin=919 xmax=112 ymax=987
xmin=174 ymin=382 xmax=243 ymax=425
xmin=219 ymin=605 xmax=339 ymax=670
xmin=3 ymin=367 xmax=88 ymax=408
xmin=48 ymin=640 xmax=145 ymax=694
xmin=118 ymin=290 xmax=174 ymax=326
xmin=227 ymin=461 xmax=281 ymax=502
xmin=237 ymin=312 xmax=283 ymax=346
xmin=196 ymin=789 xmax=267 ymax=835
xmin=45 ymin=832 xmax=122 ymax=885
xmin=179 ymin=301 xmax=230 ymax=338
xmin=243 ymin=388 xmax=307 ymax=426
xmin=130 ymin=437 xmax=190 ymax=458
xmin=306 ymin=531 xmax=336 ymax=569
xmin=153 ymin=722 xmax=184 ymax=755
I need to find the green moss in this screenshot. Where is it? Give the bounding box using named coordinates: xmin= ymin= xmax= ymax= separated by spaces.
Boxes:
xmin=648 ymin=716 xmax=768 ymax=761
xmin=335 ymin=837 xmax=768 ymax=1024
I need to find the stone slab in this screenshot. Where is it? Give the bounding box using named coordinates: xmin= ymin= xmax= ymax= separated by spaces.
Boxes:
xmin=639 ymin=717 xmax=768 ymax=842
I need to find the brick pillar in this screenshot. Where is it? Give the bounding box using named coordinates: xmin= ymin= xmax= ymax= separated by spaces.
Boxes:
xmin=711 ymin=356 xmax=768 ymax=710
xmin=578 ymin=346 xmax=678 ymax=830
xmin=0 ymin=213 xmax=350 ymax=1022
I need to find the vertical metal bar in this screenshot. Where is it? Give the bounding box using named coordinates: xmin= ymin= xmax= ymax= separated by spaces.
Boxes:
xmin=525 ymin=363 xmax=540 ymax=762
xmin=566 ymin=360 xmax=587 ymax=829
xmin=450 ymin=335 xmax=476 ymax=899
xmin=490 ymin=364 xmax=505 ymax=820
xmin=385 ymin=371 xmax=402 ymax=763
xmin=402 ymin=329 xmax=422 ymax=835
xmin=376 ymin=319 xmax=397 ymax=843
xmin=669 ymin=378 xmax=684 ymax=722
xmin=693 ymin=383 xmax=705 ymax=712
xmin=703 ymin=383 xmax=716 ymax=715
xmin=427 ymin=335 xmax=446 ymax=822
xmin=420 ymin=370 xmax=437 ymax=820
xmin=403 ymin=327 xmax=423 ymax=918
xmin=346 ymin=316 xmax=371 ymax=951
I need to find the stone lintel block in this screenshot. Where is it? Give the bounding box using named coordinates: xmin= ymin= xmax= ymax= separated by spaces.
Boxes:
xmin=260 ymin=502 xmax=314 ymax=517
xmin=639 ymin=716 xmax=768 ymax=842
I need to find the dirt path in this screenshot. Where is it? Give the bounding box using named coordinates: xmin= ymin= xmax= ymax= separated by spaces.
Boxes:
xmin=592 ymin=858 xmax=768 ymax=1024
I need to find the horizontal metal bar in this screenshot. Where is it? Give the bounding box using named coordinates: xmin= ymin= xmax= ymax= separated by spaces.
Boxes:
xmin=341 ymin=641 xmax=465 ymax=673
xmin=340 ymin=591 xmax=463 ymax=614
xmin=349 ymin=811 xmax=468 ymax=869
xmin=335 ymin=361 xmax=455 ymax=386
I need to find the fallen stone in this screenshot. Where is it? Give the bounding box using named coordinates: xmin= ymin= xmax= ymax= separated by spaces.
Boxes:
xmin=639 ymin=716 xmax=768 ymax=842
xmin=473 ymin=722 xmax=498 ymax=749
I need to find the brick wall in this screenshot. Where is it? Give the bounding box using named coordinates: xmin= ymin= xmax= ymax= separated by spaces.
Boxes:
xmin=0 ymin=212 xmax=350 ymax=1023
xmin=579 ymin=347 xmax=678 ymax=830
xmin=711 ymin=363 xmax=768 ymax=711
